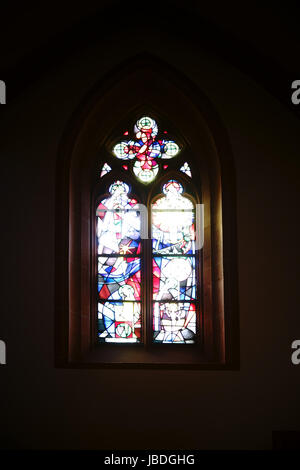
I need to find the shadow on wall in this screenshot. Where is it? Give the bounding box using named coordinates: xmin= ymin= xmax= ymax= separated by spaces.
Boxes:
xmin=273 ymin=431 xmax=300 ymax=450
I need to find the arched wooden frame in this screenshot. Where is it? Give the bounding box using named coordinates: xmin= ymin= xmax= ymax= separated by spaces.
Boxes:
xmin=55 ymin=55 xmax=239 ymax=368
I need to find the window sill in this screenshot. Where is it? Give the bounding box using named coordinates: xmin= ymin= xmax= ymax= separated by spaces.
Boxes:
xmin=57 ymin=343 xmax=238 ymax=369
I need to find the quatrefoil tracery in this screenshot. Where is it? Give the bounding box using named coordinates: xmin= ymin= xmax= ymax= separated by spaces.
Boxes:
xmin=113 ymin=116 xmax=180 ymax=183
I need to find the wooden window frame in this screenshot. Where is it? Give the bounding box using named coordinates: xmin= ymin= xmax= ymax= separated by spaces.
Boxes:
xmin=55 ymin=56 xmax=239 ymax=368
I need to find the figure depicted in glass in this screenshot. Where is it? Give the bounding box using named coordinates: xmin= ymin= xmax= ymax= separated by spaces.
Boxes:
xmin=97 ymin=117 xmax=199 ymax=344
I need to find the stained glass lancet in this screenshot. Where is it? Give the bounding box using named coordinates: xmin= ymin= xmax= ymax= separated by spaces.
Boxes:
xmin=152 ymin=180 xmax=197 ymax=343
xmin=96 ymin=181 xmax=142 ymax=342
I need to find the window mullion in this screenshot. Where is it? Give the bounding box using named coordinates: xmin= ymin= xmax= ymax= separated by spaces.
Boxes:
xmin=144 ymin=207 xmax=152 ymax=347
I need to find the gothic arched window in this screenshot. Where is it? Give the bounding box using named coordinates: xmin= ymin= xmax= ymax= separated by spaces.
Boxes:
xmin=55 ymin=59 xmax=239 ymax=368
xmin=95 ymin=116 xmax=202 ymax=345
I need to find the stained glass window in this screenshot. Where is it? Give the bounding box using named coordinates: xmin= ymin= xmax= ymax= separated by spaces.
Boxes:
xmin=96 ymin=117 xmax=199 ymax=346
xmin=180 ymin=162 xmax=192 ymax=178
xmin=152 ymin=180 xmax=197 ymax=343
xmin=96 ymin=181 xmax=142 ymax=342
xmin=100 ymin=162 xmax=112 ymax=177
xmin=113 ymin=116 xmax=180 ymax=183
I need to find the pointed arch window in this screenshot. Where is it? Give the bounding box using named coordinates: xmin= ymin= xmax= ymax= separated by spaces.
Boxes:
xmin=55 ymin=62 xmax=239 ymax=368
xmin=95 ymin=116 xmax=203 ymax=346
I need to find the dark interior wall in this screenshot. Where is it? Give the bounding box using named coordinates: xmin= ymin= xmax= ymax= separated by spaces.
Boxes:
xmin=0 ymin=16 xmax=300 ymax=450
